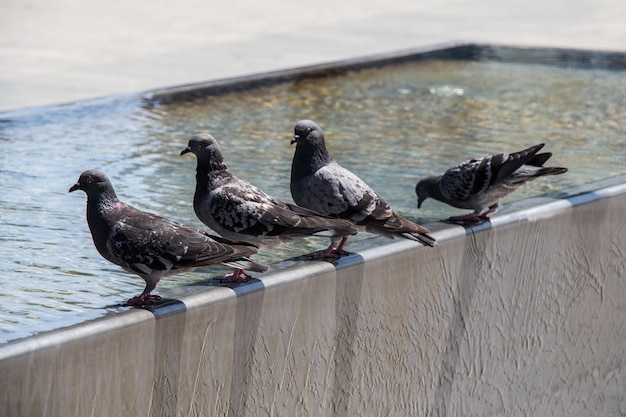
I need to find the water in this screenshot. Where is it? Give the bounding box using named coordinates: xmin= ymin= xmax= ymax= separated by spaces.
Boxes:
xmin=1 ymin=59 xmax=625 ymax=343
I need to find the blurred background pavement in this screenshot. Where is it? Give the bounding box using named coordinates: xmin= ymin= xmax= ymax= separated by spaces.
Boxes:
xmin=1 ymin=0 xmax=625 ymax=111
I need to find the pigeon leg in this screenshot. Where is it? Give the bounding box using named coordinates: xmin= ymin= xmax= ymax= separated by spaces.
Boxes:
xmin=478 ymin=204 xmax=499 ymax=220
xmin=126 ymin=279 xmax=162 ymax=306
xmin=217 ymin=269 xmax=251 ymax=283
xmin=311 ymin=237 xmax=350 ymax=259
xmin=333 ymin=236 xmax=350 ymax=255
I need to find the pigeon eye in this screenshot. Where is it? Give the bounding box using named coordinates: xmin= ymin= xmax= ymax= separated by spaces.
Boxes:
xmin=197 ymin=143 xmax=204 ymax=149
xmin=87 ymin=176 xmax=94 ymax=184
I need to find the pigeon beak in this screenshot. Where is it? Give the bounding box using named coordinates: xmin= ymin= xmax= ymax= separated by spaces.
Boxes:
xmin=417 ymin=195 xmax=425 ymax=209
xmin=180 ymin=146 xmax=191 ymax=156
xmin=290 ymin=134 xmax=299 ymax=145
xmin=69 ymin=183 xmax=80 ymax=193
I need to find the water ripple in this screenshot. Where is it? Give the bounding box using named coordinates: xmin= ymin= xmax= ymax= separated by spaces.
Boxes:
xmin=0 ymin=59 xmax=625 ymax=343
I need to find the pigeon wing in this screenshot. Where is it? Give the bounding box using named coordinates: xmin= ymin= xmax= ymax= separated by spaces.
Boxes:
xmin=107 ymin=210 xmax=249 ymax=275
xmin=294 ymin=162 xmax=386 ymax=223
xmin=439 ymin=156 xmax=494 ymax=202
xmin=208 ymin=180 xmax=331 ymax=237
xmin=491 ymin=144 xmax=545 ymax=184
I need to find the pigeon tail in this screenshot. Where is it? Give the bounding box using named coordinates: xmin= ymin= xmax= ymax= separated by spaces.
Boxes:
xmin=492 ymin=143 xmax=545 ymax=184
xmin=527 ymin=152 xmax=552 ymax=167
xmin=401 ymin=232 xmax=438 ymax=247
xmin=536 ymin=166 xmax=568 ymax=177
xmin=364 ymin=224 xmax=437 ymax=247
xmin=362 ymin=212 xmax=436 ymax=247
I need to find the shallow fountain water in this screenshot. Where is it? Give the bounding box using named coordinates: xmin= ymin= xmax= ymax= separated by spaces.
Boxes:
xmin=0 ymin=54 xmax=624 ymax=343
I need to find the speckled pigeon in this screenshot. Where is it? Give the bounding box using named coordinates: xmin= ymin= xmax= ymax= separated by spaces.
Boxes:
xmin=69 ymin=170 xmax=268 ymax=306
xmin=415 ymin=143 xmax=568 ymax=222
xmin=290 ymin=119 xmax=436 ymax=258
xmin=180 ymin=134 xmax=358 ymax=252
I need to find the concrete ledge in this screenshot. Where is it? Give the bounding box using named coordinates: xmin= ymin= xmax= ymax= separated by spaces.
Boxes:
xmin=1 ymin=175 xmax=625 ymax=416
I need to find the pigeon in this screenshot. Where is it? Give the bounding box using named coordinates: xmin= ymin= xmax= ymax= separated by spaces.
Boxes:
xmin=290 ymin=119 xmax=436 ymax=258
xmin=415 ymin=143 xmax=568 ymax=222
xmin=180 ymin=134 xmax=358 ymax=254
xmin=69 ymin=169 xmax=269 ymax=306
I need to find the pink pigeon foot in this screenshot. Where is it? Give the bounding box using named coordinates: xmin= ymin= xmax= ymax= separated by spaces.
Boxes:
xmin=448 ymin=213 xmax=489 ymax=223
xmin=125 ymin=293 xmax=161 ymax=307
xmin=216 ymin=269 xmax=251 ymax=283
xmin=309 ymin=237 xmax=350 ymax=260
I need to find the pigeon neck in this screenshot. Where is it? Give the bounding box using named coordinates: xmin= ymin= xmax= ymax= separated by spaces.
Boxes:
xmin=85 ymin=188 xmax=121 ymax=259
xmin=87 ymin=187 xmax=120 ymax=214
xmin=197 ymin=153 xmax=228 ymax=173
xmin=195 ymin=155 xmax=229 ymax=189
xmin=428 ymin=177 xmax=448 ymax=202
xmin=291 ymin=141 xmax=334 ymax=181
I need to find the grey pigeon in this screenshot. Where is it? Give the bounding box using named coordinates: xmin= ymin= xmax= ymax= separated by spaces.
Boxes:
xmin=415 ymin=143 xmax=568 ymax=222
xmin=290 ymin=119 xmax=436 ymax=258
xmin=69 ymin=170 xmax=268 ymax=306
xmin=180 ymin=134 xmax=358 ymax=252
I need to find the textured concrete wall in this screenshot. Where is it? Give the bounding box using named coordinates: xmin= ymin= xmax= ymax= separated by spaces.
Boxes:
xmin=1 ymin=179 xmax=625 ymax=417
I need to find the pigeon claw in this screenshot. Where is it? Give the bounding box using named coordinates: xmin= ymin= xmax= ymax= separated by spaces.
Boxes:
xmin=447 ymin=213 xmax=490 ymax=224
xmin=309 ymin=247 xmax=350 ymax=260
xmin=448 ymin=205 xmax=498 ymax=224
xmin=216 ymin=269 xmax=251 ymax=283
xmin=125 ymin=293 xmax=161 ymax=307
xmin=309 ymin=237 xmax=350 ymax=260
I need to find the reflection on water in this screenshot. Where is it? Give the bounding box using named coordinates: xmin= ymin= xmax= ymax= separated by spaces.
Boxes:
xmin=0 ymin=59 xmax=625 ymax=342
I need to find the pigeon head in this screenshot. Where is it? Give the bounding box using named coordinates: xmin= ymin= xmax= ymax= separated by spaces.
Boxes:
xmin=290 ymin=119 xmax=335 ymax=179
xmin=415 ymin=176 xmax=439 ymax=209
xmin=291 ymin=119 xmax=325 ymax=147
xmin=181 ymin=133 xmax=225 ymax=163
xmin=69 ymin=169 xmax=117 ymax=199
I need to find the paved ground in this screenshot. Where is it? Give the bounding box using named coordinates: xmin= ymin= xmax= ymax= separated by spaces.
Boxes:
xmin=1 ymin=0 xmax=625 ymax=112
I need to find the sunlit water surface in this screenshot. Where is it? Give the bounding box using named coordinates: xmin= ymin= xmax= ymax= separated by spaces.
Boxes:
xmin=1 ymin=59 xmax=625 ymax=342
